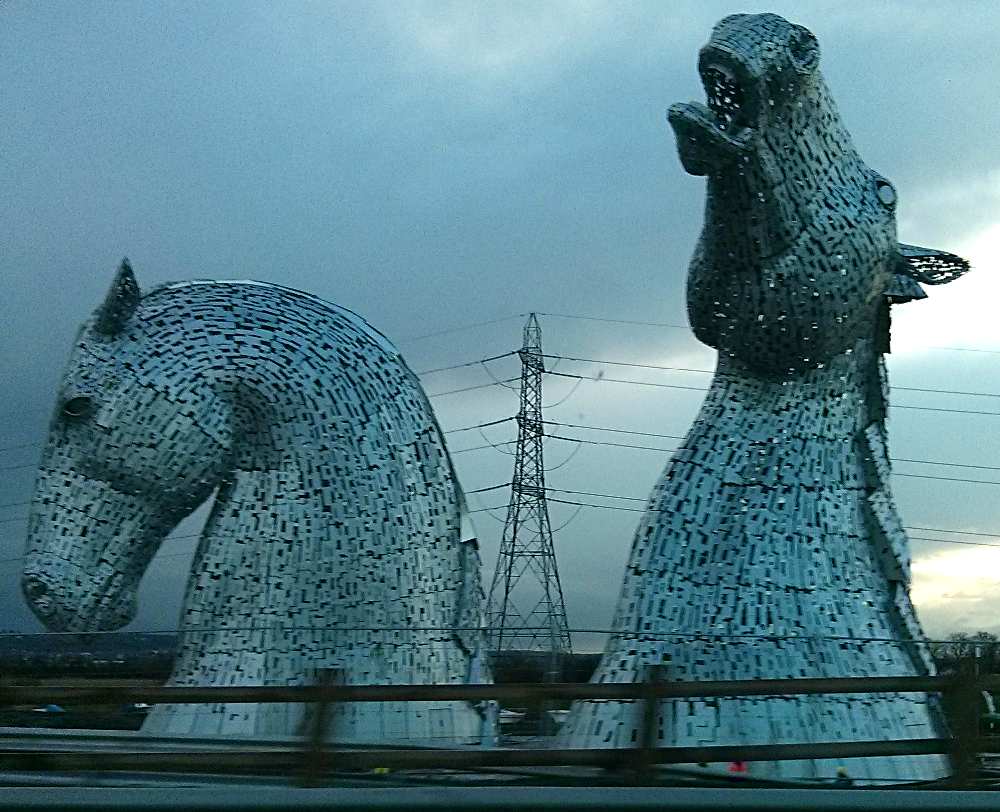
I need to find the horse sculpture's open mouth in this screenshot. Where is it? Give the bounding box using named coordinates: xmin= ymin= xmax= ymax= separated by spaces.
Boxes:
xmin=703 ymin=65 xmax=748 ymax=133
xmin=668 ymin=55 xmax=759 ymax=175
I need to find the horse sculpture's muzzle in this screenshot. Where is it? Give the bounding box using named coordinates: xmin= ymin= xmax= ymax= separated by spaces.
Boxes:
xmin=22 ymin=466 xmax=170 ymax=632
xmin=21 ymin=575 xmax=55 ymax=617
xmin=22 ymin=557 xmax=138 ymax=632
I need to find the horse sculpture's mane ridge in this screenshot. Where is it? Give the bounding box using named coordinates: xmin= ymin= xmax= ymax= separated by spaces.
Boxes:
xmin=144 ymin=278 xmax=401 ymax=357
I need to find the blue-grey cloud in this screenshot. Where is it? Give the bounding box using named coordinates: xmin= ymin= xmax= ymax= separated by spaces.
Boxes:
xmin=1 ymin=1 xmax=998 ymax=644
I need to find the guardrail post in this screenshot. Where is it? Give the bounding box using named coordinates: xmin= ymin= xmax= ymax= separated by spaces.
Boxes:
xmin=300 ymin=668 xmax=341 ymax=787
xmin=637 ymin=665 xmax=667 ymax=777
xmin=952 ymin=656 xmax=981 ymax=787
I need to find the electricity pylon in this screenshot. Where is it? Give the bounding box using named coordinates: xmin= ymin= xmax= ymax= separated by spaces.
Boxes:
xmin=486 ymin=313 xmax=572 ymax=677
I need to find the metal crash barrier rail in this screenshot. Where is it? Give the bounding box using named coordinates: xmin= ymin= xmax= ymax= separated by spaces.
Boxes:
xmin=0 ymin=671 xmax=995 ymax=786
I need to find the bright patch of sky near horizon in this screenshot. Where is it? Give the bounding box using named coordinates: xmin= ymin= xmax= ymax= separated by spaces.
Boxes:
xmin=1 ymin=0 xmax=999 ymax=649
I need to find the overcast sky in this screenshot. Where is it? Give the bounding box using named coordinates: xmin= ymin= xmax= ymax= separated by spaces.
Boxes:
xmin=2 ymin=1 xmax=999 ymax=650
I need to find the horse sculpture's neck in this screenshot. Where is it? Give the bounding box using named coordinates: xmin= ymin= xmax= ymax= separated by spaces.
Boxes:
xmin=562 ymin=335 xmax=946 ymax=779
xmin=682 ymin=346 xmax=869 ymax=493
xmin=132 ymin=282 xmax=486 ymax=741
xmin=626 ymin=338 xmax=902 ymax=639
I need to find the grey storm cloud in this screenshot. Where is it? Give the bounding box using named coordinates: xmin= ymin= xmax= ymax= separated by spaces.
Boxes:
xmin=1 ymin=1 xmax=998 ymax=644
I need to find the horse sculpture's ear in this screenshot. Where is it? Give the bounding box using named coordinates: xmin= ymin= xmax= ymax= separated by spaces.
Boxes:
xmin=94 ymin=258 xmax=141 ymax=335
xmin=897 ymin=244 xmax=970 ymax=285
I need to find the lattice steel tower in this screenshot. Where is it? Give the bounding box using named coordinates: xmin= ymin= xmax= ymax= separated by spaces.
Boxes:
xmin=486 ymin=313 xmax=572 ymax=664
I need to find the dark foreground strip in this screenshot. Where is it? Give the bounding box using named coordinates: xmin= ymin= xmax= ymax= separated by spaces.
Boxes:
xmin=2 ymin=786 xmax=1000 ymax=812
xmin=0 ymin=737 xmax=956 ymax=773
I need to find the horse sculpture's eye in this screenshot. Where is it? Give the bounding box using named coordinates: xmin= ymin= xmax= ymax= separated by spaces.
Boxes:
xmin=875 ymin=179 xmax=896 ymax=209
xmin=62 ymin=396 xmax=93 ymax=419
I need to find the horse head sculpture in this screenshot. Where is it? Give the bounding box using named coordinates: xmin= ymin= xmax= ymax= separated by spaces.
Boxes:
xmin=23 ymin=260 xmax=232 ymax=631
xmin=22 ymin=262 xmax=489 ymax=741
xmin=562 ymin=14 xmax=973 ymax=782
xmin=668 ymin=12 xmax=969 ymax=372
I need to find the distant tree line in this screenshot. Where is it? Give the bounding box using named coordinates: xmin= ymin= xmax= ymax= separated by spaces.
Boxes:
xmin=1 ymin=635 xmax=996 ymax=681
xmin=929 ymin=632 xmax=1000 ymax=674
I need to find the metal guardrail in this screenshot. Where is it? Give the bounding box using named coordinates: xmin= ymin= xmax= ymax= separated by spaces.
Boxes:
xmin=0 ymin=673 xmax=971 ymax=705
xmin=0 ymin=669 xmax=993 ymax=786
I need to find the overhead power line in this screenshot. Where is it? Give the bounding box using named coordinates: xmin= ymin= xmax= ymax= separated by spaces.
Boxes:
xmin=908 ymin=535 xmax=1000 ymax=549
xmin=892 ymin=457 xmax=1000 ymax=473
xmin=544 ymin=369 xmax=1000 ymax=417
xmin=545 ymin=353 xmax=712 ymax=376
xmin=537 ymin=494 xmax=1000 ymax=551
xmin=547 ymin=432 xmax=676 ymax=454
xmin=546 ymin=369 xmax=707 ymax=393
xmin=0 ymin=462 xmax=37 ymax=472
xmin=891 ymin=471 xmax=1000 ymax=486
xmin=544 ymin=420 xmax=686 ymax=441
xmin=536 ymin=312 xmax=690 ymax=330
xmin=399 ymin=314 xmax=527 ymax=343
xmin=451 ymin=415 xmax=1000 ymax=479
xmin=426 ymin=378 xmax=519 ymax=398
xmin=464 ymin=483 xmax=510 ymax=495
xmin=540 ymin=486 xmax=1000 ymax=543
xmin=0 ymin=442 xmax=43 ymax=457
xmin=543 ymin=353 xmax=1000 ymax=401
xmin=545 ymin=431 xmax=1000 ymax=486
xmin=414 ymin=351 xmax=516 ymax=377
xmin=450 ymin=443 xmax=500 ymax=455
xmin=0 ymin=441 xmax=44 ymax=454
xmin=444 ymin=417 xmax=516 ymax=435
xmin=550 ymin=422 xmax=1000 ymax=473
xmin=907 ymin=526 xmax=1000 ymax=538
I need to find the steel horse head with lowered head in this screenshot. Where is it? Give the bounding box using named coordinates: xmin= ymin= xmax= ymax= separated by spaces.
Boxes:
xmin=23 ymin=261 xmax=492 ymax=743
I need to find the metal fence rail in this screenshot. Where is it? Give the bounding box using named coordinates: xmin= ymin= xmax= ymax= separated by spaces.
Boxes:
xmin=0 ymin=670 xmax=994 ymax=786
xmin=0 ymin=673 xmax=967 ymax=705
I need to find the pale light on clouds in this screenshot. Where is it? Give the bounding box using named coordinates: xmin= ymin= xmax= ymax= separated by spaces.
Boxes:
xmin=912 ymin=546 xmax=1000 ymax=638
xmin=386 ymin=0 xmax=618 ymax=80
xmin=892 ymin=216 xmax=1000 ymax=355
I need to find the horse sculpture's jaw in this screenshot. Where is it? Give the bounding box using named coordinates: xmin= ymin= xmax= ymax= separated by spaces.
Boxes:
xmin=22 ymin=572 xmax=136 ymax=632
xmin=667 ymin=101 xmax=755 ymax=176
xmin=669 ymin=16 xmax=817 ymax=178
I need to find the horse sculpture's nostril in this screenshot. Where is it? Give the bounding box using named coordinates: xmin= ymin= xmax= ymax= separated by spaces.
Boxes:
xmin=22 ymin=577 xmax=55 ymax=617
